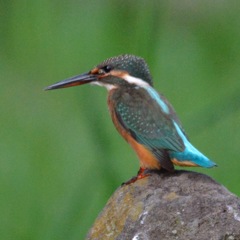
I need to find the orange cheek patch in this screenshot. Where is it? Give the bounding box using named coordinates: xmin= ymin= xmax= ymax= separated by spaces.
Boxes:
xmin=110 ymin=70 xmax=128 ymax=78
xmin=90 ymin=68 xmax=99 ymax=74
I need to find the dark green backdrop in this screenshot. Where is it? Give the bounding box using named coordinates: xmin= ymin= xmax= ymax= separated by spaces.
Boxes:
xmin=1 ymin=1 xmax=240 ymax=239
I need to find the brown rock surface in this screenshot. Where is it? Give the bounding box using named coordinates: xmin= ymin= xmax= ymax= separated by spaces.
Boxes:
xmin=86 ymin=170 xmax=240 ymax=240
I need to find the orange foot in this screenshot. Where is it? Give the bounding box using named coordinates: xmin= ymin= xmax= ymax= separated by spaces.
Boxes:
xmin=122 ymin=167 xmax=150 ymax=185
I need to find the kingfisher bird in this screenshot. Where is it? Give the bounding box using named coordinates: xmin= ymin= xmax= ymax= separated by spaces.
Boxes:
xmin=45 ymin=54 xmax=216 ymax=183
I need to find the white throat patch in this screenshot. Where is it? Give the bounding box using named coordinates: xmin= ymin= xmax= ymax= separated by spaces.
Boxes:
xmin=123 ymin=74 xmax=150 ymax=87
xmin=91 ymin=81 xmax=117 ymax=91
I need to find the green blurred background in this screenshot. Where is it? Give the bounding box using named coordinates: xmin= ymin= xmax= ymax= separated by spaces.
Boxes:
xmin=1 ymin=1 xmax=240 ymax=239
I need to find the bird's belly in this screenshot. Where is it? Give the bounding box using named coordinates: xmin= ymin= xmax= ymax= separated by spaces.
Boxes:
xmin=127 ymin=136 xmax=161 ymax=170
xmin=116 ymin=122 xmax=161 ymax=169
xmin=108 ymin=98 xmax=161 ymax=170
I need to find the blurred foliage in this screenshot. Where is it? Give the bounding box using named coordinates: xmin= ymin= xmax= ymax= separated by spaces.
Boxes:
xmin=0 ymin=1 xmax=240 ymax=239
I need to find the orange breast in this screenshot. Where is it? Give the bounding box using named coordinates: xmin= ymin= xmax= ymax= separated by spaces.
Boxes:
xmin=107 ymin=91 xmax=161 ymax=170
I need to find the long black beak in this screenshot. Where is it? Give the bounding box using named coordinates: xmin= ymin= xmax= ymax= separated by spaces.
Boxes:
xmin=44 ymin=72 xmax=97 ymax=90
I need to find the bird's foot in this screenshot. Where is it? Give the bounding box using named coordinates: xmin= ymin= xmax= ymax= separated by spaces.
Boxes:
xmin=122 ymin=167 xmax=150 ymax=185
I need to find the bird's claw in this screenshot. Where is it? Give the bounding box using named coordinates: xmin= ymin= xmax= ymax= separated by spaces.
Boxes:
xmin=122 ymin=167 xmax=150 ymax=185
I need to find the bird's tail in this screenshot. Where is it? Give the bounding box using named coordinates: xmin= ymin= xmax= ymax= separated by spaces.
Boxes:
xmin=171 ymin=121 xmax=217 ymax=168
xmin=170 ymin=143 xmax=217 ymax=168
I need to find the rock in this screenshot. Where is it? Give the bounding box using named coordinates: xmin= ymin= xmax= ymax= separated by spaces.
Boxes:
xmin=86 ymin=170 xmax=240 ymax=240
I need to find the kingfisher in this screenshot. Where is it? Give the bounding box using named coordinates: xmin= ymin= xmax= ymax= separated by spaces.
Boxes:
xmin=45 ymin=54 xmax=216 ymax=183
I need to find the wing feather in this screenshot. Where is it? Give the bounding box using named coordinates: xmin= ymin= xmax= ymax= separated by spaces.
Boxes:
xmin=112 ymin=86 xmax=185 ymax=170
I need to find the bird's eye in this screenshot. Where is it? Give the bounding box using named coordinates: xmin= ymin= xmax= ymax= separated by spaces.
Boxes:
xmin=99 ymin=65 xmax=112 ymax=74
xmin=103 ymin=65 xmax=112 ymax=72
xmin=97 ymin=65 xmax=113 ymax=75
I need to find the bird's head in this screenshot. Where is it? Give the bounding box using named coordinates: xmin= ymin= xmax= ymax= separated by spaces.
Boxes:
xmin=45 ymin=54 xmax=153 ymax=91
